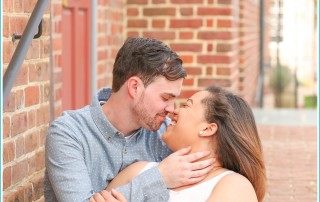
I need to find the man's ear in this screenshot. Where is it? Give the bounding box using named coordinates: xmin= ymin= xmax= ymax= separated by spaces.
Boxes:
xmin=127 ymin=76 xmax=143 ymax=98
xmin=199 ymin=123 xmax=218 ymax=137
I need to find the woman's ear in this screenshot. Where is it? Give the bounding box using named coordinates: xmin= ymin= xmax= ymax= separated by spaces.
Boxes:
xmin=199 ymin=123 xmax=218 ymax=137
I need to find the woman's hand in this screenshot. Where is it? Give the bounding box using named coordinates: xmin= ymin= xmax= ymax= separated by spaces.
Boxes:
xmin=90 ymin=189 xmax=127 ymax=202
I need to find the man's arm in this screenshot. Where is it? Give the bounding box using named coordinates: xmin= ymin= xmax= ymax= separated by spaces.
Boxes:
xmin=45 ymin=120 xmax=94 ymax=202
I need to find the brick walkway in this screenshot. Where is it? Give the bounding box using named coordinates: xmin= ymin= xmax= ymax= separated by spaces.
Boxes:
xmin=254 ymin=109 xmax=318 ymax=202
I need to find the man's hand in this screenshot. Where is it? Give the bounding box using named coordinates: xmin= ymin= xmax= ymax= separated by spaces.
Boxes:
xmin=158 ymin=146 xmax=215 ymax=188
xmin=90 ymin=189 xmax=127 ymax=202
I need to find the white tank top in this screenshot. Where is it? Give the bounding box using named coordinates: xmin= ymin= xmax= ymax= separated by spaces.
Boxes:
xmin=140 ymin=162 xmax=235 ymax=202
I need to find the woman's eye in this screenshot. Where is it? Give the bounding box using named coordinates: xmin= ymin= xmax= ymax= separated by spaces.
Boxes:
xmin=181 ymin=103 xmax=188 ymax=108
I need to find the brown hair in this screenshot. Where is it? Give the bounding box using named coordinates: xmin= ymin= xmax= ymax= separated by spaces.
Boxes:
xmin=203 ymin=85 xmax=266 ymax=202
xmin=112 ymin=37 xmax=186 ymax=92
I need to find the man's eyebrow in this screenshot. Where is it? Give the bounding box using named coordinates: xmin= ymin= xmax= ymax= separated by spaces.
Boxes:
xmin=163 ymin=93 xmax=179 ymax=98
xmin=186 ymin=99 xmax=193 ymax=104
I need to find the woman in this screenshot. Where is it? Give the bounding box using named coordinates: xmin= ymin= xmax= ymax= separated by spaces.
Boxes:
xmin=91 ymin=85 xmax=266 ymax=202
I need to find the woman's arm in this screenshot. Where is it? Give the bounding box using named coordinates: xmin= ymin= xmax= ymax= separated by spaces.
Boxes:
xmin=106 ymin=161 xmax=150 ymax=191
xmin=207 ymin=173 xmax=258 ymax=202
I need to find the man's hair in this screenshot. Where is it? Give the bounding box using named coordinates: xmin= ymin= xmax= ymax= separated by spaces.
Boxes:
xmin=203 ymin=85 xmax=266 ymax=202
xmin=112 ymin=37 xmax=186 ymax=92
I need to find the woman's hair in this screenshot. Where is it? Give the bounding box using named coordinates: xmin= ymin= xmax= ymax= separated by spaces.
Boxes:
xmin=112 ymin=37 xmax=187 ymax=92
xmin=203 ymin=85 xmax=266 ymax=202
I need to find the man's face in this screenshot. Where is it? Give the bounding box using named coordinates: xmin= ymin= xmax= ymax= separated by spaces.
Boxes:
xmin=133 ymin=76 xmax=184 ymax=131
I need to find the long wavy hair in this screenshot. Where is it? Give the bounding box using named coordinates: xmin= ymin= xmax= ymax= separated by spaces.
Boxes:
xmin=203 ymin=85 xmax=266 ymax=202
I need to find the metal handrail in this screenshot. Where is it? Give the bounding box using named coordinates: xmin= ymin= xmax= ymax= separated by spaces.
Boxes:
xmin=3 ymin=0 xmax=49 ymax=104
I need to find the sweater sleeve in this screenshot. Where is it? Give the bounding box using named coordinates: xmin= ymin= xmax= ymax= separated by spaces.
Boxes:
xmin=45 ymin=120 xmax=94 ymax=202
xmin=116 ymin=166 xmax=169 ymax=202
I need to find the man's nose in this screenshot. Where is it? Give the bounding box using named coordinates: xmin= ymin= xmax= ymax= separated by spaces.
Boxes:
xmin=165 ymin=102 xmax=175 ymax=114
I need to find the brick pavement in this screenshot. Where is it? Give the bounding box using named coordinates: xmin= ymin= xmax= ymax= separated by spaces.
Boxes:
xmin=258 ymin=125 xmax=317 ymax=202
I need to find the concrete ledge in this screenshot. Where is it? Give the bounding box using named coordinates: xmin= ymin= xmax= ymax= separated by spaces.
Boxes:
xmin=252 ymin=108 xmax=318 ymax=126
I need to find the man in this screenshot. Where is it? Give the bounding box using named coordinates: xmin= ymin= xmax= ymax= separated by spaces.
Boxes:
xmin=44 ymin=37 xmax=214 ymax=201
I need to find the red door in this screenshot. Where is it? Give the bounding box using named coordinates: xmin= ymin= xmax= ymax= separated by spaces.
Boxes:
xmin=61 ymin=0 xmax=91 ymax=110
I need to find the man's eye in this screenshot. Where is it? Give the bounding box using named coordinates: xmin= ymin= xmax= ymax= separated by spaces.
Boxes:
xmin=162 ymin=97 xmax=169 ymax=101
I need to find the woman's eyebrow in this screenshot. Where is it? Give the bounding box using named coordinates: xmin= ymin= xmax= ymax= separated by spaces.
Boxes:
xmin=186 ymin=99 xmax=193 ymax=104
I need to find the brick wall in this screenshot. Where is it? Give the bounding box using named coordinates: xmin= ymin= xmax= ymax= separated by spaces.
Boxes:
xmin=2 ymin=0 xmax=260 ymax=200
xmin=238 ymin=0 xmax=260 ymax=104
xmin=2 ymin=0 xmax=51 ymax=200
xmin=126 ymin=0 xmax=260 ymax=105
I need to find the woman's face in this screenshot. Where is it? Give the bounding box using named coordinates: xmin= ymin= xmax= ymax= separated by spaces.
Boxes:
xmin=162 ymin=90 xmax=210 ymax=151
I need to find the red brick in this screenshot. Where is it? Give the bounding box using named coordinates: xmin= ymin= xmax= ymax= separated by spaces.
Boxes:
xmin=15 ymin=135 xmax=25 ymax=158
xmin=217 ymin=19 xmax=232 ymax=27
xmin=41 ymin=17 xmax=51 ymax=36
xmin=206 ymin=66 xmax=213 ymax=75
xmin=206 ymin=19 xmax=213 ymax=27
xmin=216 ymin=67 xmax=231 ymax=76
xmin=180 ymin=55 xmax=193 ymax=64
xmin=3 ymin=15 xmax=10 ymax=37
xmin=3 ymin=116 xmax=11 ymax=139
xmin=180 ymin=8 xmax=193 ymax=16
xmin=170 ymin=43 xmax=202 ymax=52
xmin=31 ymin=173 xmax=45 ymax=201
xmin=152 ymin=0 xmax=166 ymax=3
xmin=185 ymin=67 xmax=202 ymax=75
xmin=13 ymin=64 xmax=28 ymax=87
xmin=12 ymin=159 xmax=28 ymax=184
xmin=3 ymin=0 xmax=13 ymax=12
xmin=36 ymin=104 xmax=50 ymax=126
xmin=13 ymin=0 xmax=23 ymax=12
xmin=29 ymin=62 xmax=50 ymax=82
xmin=28 ymin=109 xmax=37 ymax=129
xmin=179 ymin=32 xmax=193 ymax=39
xmin=198 ymin=78 xmax=231 ymax=87
xmin=143 ymin=8 xmax=176 ymax=16
xmin=143 ymin=31 xmax=175 ymax=40
xmin=24 ymin=0 xmax=38 ymax=13
xmin=11 ymin=112 xmax=28 ymax=136
xmin=3 ymin=166 xmax=12 ymax=189
xmin=4 ymin=92 xmax=15 ymax=112
xmin=26 ymin=40 xmax=40 ymax=60
xmin=197 ymin=7 xmax=232 ymax=15
xmin=152 ymin=20 xmax=166 ymax=28
xmin=3 ymin=141 xmax=15 ymax=164
xmin=172 ymin=0 xmax=203 ymax=3
xmin=127 ymin=8 xmax=139 ymax=16
xmin=198 ymin=55 xmax=232 ymax=64
xmin=52 ymin=37 xmax=61 ymax=51
xmin=179 ymin=90 xmax=199 ymax=99
xmin=11 ymin=16 xmax=29 ymax=36
xmin=198 ymin=31 xmax=232 ymax=40
xmin=42 ymin=83 xmax=51 ymax=102
xmin=217 ymin=43 xmax=232 ymax=52
xmin=183 ymin=78 xmax=194 ymax=86
xmin=170 ymin=19 xmax=202 ymax=28
xmin=25 ymin=85 xmax=40 ymax=107
xmin=3 ymin=40 xmax=14 ymax=64
xmin=127 ymin=0 xmax=147 ymax=4
xmin=15 ymin=89 xmax=25 ymax=110
xmin=207 ymin=44 xmax=213 ymax=52
xmin=40 ymin=126 xmax=48 ymax=146
xmin=218 ymin=0 xmax=232 ymax=4
xmin=25 ymin=131 xmax=40 ymax=153
xmin=41 ymin=38 xmax=51 ymax=58
xmin=127 ymin=19 xmax=148 ymax=28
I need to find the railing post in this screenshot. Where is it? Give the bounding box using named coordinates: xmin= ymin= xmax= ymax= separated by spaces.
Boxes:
xmin=3 ymin=0 xmax=50 ymax=104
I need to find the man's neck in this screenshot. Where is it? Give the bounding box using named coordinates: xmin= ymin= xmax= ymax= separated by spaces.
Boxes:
xmin=101 ymin=92 xmax=140 ymax=136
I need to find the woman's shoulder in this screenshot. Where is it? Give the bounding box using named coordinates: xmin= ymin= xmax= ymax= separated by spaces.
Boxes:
xmin=207 ymin=171 xmax=258 ymax=202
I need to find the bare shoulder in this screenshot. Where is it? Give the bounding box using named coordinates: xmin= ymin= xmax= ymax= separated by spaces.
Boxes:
xmin=207 ymin=172 xmax=258 ymax=202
